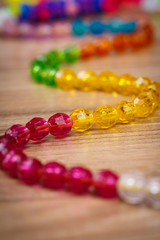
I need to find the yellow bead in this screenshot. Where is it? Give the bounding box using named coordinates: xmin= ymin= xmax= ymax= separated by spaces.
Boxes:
xmin=134 ymin=76 xmax=151 ymax=94
xmin=116 ymin=100 xmax=137 ymax=123
xmin=55 ymin=69 xmax=77 ymax=90
xmin=93 ymin=105 xmax=118 ymax=129
xmin=143 ymin=89 xmax=160 ymax=110
xmin=98 ymin=71 xmax=119 ymax=92
xmin=70 ymin=108 xmax=93 ymax=132
xmin=134 ymin=93 xmax=154 ymax=118
xmin=118 ymin=74 xmax=136 ymax=96
xmin=77 ymin=70 xmax=97 ymax=91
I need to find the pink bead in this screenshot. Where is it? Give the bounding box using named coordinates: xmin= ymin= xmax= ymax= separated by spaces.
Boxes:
xmin=17 ymin=157 xmax=42 ymax=185
xmin=26 ymin=117 xmax=49 ymax=141
xmin=5 ymin=124 xmax=30 ymax=149
xmin=93 ymin=170 xmax=119 ymax=198
xmin=48 ymin=113 xmax=72 ymax=138
xmin=3 ymin=150 xmax=26 ymax=178
xmin=41 ymin=162 xmax=67 ymax=189
xmin=0 ymin=136 xmax=10 ymax=169
xmin=65 ymin=167 xmax=93 ymax=194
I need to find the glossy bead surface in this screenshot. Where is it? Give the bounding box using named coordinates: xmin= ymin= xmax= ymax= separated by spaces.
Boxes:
xmin=98 ymin=71 xmax=118 ymax=92
xmin=55 ymin=69 xmax=77 ymax=90
xmin=93 ymin=170 xmax=119 ymax=198
xmin=0 ymin=136 xmax=10 ymax=168
xmin=65 ymin=167 xmax=93 ymax=194
xmin=134 ymin=76 xmax=151 ymax=94
xmin=48 ymin=113 xmax=72 ymax=138
xmin=70 ymin=108 xmax=93 ymax=132
xmin=113 ymin=34 xmax=129 ymax=53
xmin=116 ymin=100 xmax=137 ymax=123
xmin=41 ymin=162 xmax=67 ymax=189
xmin=5 ymin=124 xmax=30 ymax=149
xmin=94 ymin=38 xmax=112 ymax=56
xmin=46 ymin=50 xmax=65 ymax=66
xmin=77 ymin=70 xmax=97 ymax=91
xmin=3 ymin=150 xmax=26 ymax=178
xmin=134 ymin=93 xmax=154 ymax=118
xmin=17 ymin=157 xmax=42 ymax=185
xmin=93 ymin=105 xmax=118 ymax=129
xmin=26 ymin=117 xmax=49 ymax=141
xmin=80 ymin=42 xmax=96 ymax=60
xmin=146 ymin=177 xmax=160 ymax=209
xmin=118 ymin=172 xmax=146 ymax=205
xmin=64 ymin=45 xmax=80 ymax=63
xmin=118 ymin=74 xmax=136 ymax=95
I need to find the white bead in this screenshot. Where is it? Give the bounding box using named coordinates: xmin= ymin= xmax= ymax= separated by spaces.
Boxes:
xmin=146 ymin=177 xmax=160 ymax=209
xmin=117 ymin=171 xmax=146 ymax=205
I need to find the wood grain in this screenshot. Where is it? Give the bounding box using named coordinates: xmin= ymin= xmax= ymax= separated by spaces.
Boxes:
xmin=0 ymin=22 xmax=160 ymax=240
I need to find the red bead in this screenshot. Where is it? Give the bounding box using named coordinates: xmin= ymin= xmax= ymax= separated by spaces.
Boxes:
xmin=3 ymin=150 xmax=26 ymax=178
xmin=48 ymin=113 xmax=72 ymax=138
xmin=93 ymin=170 xmax=119 ymax=198
xmin=5 ymin=124 xmax=30 ymax=149
xmin=17 ymin=157 xmax=42 ymax=185
xmin=26 ymin=117 xmax=49 ymax=141
xmin=41 ymin=162 xmax=67 ymax=189
xmin=65 ymin=167 xmax=93 ymax=194
xmin=113 ymin=34 xmax=129 ymax=53
xmin=0 ymin=136 xmax=10 ymax=169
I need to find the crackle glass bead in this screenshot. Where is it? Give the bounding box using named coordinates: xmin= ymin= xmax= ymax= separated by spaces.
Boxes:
xmin=118 ymin=74 xmax=136 ymax=95
xmin=65 ymin=167 xmax=93 ymax=194
xmin=77 ymin=70 xmax=97 ymax=91
xmin=145 ymin=177 xmax=160 ymax=209
xmin=17 ymin=157 xmax=43 ymax=185
xmin=134 ymin=93 xmax=154 ymax=118
xmin=26 ymin=117 xmax=49 ymax=141
xmin=134 ymin=76 xmax=151 ymax=94
xmin=5 ymin=124 xmax=31 ymax=149
xmin=48 ymin=113 xmax=72 ymax=138
xmin=143 ymin=89 xmax=160 ymax=110
xmin=98 ymin=71 xmax=118 ymax=92
xmin=93 ymin=170 xmax=119 ymax=198
xmin=93 ymin=105 xmax=118 ymax=129
xmin=55 ymin=69 xmax=77 ymax=90
xmin=70 ymin=108 xmax=93 ymax=132
xmin=94 ymin=38 xmax=112 ymax=56
xmin=41 ymin=162 xmax=67 ymax=189
xmin=64 ymin=45 xmax=80 ymax=63
xmin=43 ymin=68 xmax=58 ymax=87
xmin=117 ymin=172 xmax=146 ymax=205
xmin=116 ymin=100 xmax=137 ymax=123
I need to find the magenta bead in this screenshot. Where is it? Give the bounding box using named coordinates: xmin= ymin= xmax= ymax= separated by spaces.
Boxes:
xmin=26 ymin=117 xmax=49 ymax=141
xmin=41 ymin=162 xmax=67 ymax=189
xmin=48 ymin=113 xmax=72 ymax=138
xmin=93 ymin=170 xmax=119 ymax=198
xmin=5 ymin=124 xmax=30 ymax=149
xmin=17 ymin=157 xmax=42 ymax=185
xmin=0 ymin=136 xmax=10 ymax=169
xmin=3 ymin=150 xmax=26 ymax=178
xmin=65 ymin=167 xmax=93 ymax=194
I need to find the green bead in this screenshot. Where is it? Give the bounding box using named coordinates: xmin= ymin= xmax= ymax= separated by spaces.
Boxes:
xmin=31 ymin=56 xmax=48 ymax=83
xmin=43 ymin=68 xmax=58 ymax=87
xmin=46 ymin=50 xmax=65 ymax=67
xmin=64 ymin=45 xmax=80 ymax=63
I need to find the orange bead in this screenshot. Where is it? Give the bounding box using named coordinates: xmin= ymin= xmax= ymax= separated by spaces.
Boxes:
xmin=80 ymin=42 xmax=96 ymax=60
xmin=129 ymin=29 xmax=148 ymax=50
xmin=113 ymin=34 xmax=129 ymax=53
xmin=94 ymin=37 xmax=112 ymax=56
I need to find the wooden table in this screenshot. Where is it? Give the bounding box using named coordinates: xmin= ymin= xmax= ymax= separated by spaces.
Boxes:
xmin=0 ymin=23 xmax=160 ymax=240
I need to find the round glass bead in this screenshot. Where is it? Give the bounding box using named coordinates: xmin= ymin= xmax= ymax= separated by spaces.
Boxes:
xmin=144 ymin=89 xmax=160 ymax=110
xmin=98 ymin=71 xmax=119 ymax=92
xmin=70 ymin=108 xmax=93 ymax=132
xmin=5 ymin=124 xmax=31 ymax=149
xmin=80 ymin=42 xmax=96 ymax=60
xmin=77 ymin=70 xmax=97 ymax=91
xmin=65 ymin=167 xmax=93 ymax=194
xmin=41 ymin=162 xmax=67 ymax=189
xmin=134 ymin=93 xmax=154 ymax=118
xmin=30 ymin=59 xmax=46 ymax=83
xmin=17 ymin=157 xmax=43 ymax=185
xmin=89 ymin=20 xmax=105 ymax=35
xmin=115 ymin=100 xmax=137 ymax=123
xmin=0 ymin=136 xmax=10 ymax=169
xmin=26 ymin=117 xmax=49 ymax=141
xmin=117 ymin=172 xmax=146 ymax=205
xmin=46 ymin=50 xmax=65 ymax=66
xmin=145 ymin=177 xmax=160 ymax=209
xmin=94 ymin=38 xmax=112 ymax=56
xmin=55 ymin=69 xmax=77 ymax=90
xmin=118 ymin=74 xmax=136 ymax=95
xmin=64 ymin=45 xmax=80 ymax=63
xmin=43 ymin=68 xmax=58 ymax=87
xmin=93 ymin=170 xmax=119 ymax=198
xmin=134 ymin=76 xmax=151 ymax=94
xmin=48 ymin=113 xmax=73 ymax=138
xmin=72 ymin=19 xmax=88 ymax=36
xmin=93 ymin=105 xmax=118 ymax=129
xmin=113 ymin=34 xmax=129 ymax=53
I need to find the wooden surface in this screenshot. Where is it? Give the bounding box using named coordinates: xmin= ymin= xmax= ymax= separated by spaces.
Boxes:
xmin=0 ymin=22 xmax=160 ymax=240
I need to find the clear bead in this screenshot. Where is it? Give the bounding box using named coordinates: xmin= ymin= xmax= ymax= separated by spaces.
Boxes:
xmin=145 ymin=177 xmax=160 ymax=209
xmin=117 ymin=172 xmax=146 ymax=205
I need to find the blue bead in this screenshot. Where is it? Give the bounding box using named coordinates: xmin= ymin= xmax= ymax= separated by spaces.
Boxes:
xmin=89 ymin=20 xmax=105 ymax=35
xmin=123 ymin=21 xmax=137 ymax=33
xmin=108 ymin=19 xmax=123 ymax=33
xmin=72 ymin=19 xmax=88 ymax=36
